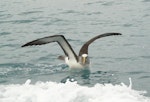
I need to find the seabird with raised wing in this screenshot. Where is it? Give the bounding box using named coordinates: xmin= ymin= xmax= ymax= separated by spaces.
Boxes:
xmin=22 ymin=33 xmax=121 ymax=69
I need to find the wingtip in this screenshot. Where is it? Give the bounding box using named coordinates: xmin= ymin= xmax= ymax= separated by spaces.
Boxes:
xmin=21 ymin=43 xmax=38 ymax=47
xmin=21 ymin=44 xmax=28 ymax=47
xmin=21 ymin=45 xmax=26 ymax=47
xmin=118 ymin=33 xmax=122 ymax=35
xmin=21 ymin=43 xmax=33 ymax=47
xmin=113 ymin=33 xmax=122 ymax=35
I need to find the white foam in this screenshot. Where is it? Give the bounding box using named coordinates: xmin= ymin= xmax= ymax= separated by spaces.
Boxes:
xmin=0 ymin=79 xmax=149 ymax=102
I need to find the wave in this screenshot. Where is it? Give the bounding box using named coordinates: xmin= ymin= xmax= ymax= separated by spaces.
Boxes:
xmin=0 ymin=78 xmax=149 ymax=102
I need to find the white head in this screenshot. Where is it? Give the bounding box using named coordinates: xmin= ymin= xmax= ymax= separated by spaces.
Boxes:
xmin=81 ymin=54 xmax=88 ymax=64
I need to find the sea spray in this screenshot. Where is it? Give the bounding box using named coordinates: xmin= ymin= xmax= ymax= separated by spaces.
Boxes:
xmin=0 ymin=79 xmax=150 ymax=102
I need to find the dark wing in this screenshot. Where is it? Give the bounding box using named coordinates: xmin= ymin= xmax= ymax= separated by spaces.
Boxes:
xmin=79 ymin=33 xmax=122 ymax=56
xmin=22 ymin=35 xmax=78 ymax=61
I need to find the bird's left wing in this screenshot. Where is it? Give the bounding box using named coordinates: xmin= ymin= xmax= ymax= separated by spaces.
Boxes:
xmin=79 ymin=33 xmax=122 ymax=56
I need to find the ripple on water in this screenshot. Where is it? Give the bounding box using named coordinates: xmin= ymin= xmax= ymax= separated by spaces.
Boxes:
xmin=0 ymin=32 xmax=11 ymax=36
xmin=0 ymin=19 xmax=35 ymax=24
xmin=18 ymin=11 xmax=43 ymax=16
xmin=12 ymin=19 xmax=36 ymax=24
xmin=0 ymin=62 xmax=119 ymax=86
xmin=142 ymin=0 xmax=150 ymax=2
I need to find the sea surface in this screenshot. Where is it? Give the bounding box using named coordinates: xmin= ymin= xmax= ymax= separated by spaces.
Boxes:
xmin=0 ymin=0 xmax=150 ymax=101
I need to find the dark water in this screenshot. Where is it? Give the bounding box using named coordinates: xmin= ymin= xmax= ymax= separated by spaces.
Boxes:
xmin=0 ymin=0 xmax=150 ymax=97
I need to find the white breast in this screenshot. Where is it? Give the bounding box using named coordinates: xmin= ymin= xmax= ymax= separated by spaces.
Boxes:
xmin=65 ymin=57 xmax=88 ymax=69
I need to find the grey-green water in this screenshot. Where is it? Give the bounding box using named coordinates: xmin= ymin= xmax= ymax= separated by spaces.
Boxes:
xmin=0 ymin=0 xmax=150 ymax=96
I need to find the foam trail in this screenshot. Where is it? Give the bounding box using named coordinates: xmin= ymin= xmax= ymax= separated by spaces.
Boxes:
xmin=0 ymin=79 xmax=149 ymax=102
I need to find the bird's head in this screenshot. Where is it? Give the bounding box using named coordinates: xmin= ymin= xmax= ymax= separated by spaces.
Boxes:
xmin=81 ymin=54 xmax=88 ymax=65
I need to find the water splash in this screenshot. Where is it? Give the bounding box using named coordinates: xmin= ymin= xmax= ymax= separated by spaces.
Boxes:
xmin=0 ymin=79 xmax=149 ymax=102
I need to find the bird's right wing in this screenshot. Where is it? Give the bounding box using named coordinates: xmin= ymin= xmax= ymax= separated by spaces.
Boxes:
xmin=22 ymin=35 xmax=78 ymax=62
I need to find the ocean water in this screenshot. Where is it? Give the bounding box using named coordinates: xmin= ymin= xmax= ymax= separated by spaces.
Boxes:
xmin=0 ymin=0 xmax=150 ymax=101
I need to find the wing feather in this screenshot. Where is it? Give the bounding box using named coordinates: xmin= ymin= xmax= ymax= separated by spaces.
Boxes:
xmin=79 ymin=33 xmax=122 ymax=56
xmin=22 ymin=35 xmax=78 ymax=61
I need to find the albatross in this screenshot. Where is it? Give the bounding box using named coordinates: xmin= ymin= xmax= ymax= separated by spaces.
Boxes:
xmin=22 ymin=33 xmax=121 ymax=69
